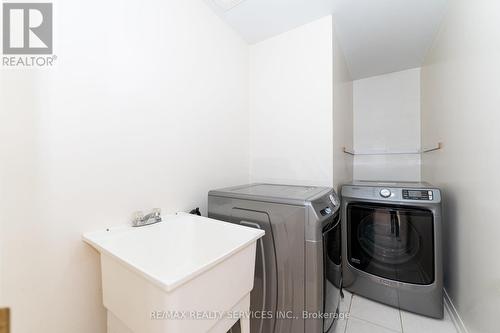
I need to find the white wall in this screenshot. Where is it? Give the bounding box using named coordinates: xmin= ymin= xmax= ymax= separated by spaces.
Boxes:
xmin=0 ymin=0 xmax=249 ymax=332
xmin=249 ymin=16 xmax=334 ymax=187
xmin=353 ymin=68 xmax=421 ymax=181
xmin=421 ymin=1 xmax=500 ymax=332
xmin=332 ymin=21 xmax=354 ymax=191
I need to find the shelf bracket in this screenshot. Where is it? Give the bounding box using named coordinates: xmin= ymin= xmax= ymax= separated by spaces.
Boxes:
xmin=421 ymin=142 xmax=443 ymax=153
xmin=343 ymin=143 xmax=443 ymax=156
xmin=343 ymin=147 xmax=355 ymax=155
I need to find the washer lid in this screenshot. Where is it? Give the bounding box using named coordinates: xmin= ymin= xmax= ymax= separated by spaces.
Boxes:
xmin=209 ymin=183 xmax=332 ymax=205
xmin=346 ymin=180 xmax=435 ymax=189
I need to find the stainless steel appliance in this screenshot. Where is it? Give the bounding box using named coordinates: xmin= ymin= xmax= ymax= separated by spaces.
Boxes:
xmin=208 ymin=184 xmax=341 ymax=333
xmin=341 ymin=181 xmax=443 ymax=318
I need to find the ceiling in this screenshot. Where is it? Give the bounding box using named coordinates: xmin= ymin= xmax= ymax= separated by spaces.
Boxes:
xmin=205 ymin=0 xmax=448 ymax=79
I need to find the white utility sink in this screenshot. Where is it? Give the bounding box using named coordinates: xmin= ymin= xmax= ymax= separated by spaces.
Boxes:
xmin=83 ymin=213 xmax=264 ymax=333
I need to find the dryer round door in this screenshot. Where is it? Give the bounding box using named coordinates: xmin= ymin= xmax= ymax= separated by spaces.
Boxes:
xmin=347 ymin=203 xmax=435 ymax=285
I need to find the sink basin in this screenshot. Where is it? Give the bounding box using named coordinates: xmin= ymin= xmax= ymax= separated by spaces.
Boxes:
xmin=83 ymin=213 xmax=264 ymax=333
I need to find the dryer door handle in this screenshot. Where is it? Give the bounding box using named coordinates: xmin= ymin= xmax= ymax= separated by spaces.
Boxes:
xmin=240 ymin=220 xmax=261 ymax=230
xmin=240 ymin=220 xmax=266 ymax=333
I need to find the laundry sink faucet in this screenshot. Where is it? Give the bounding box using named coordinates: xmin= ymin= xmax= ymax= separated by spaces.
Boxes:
xmin=132 ymin=208 xmax=162 ymax=227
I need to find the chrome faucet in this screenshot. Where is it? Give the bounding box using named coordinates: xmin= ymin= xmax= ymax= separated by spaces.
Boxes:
xmin=132 ymin=208 xmax=162 ymax=227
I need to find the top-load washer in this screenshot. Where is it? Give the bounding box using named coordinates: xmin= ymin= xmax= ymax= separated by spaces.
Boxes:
xmin=341 ymin=181 xmax=443 ymax=318
xmin=208 ymin=184 xmax=341 ymax=333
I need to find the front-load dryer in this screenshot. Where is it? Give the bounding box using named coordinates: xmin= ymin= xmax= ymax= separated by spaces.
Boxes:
xmin=341 ymin=181 xmax=443 ymax=318
xmin=208 ymin=184 xmax=341 ymax=333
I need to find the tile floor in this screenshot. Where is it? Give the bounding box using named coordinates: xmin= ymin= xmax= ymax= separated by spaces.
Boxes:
xmin=333 ymin=291 xmax=458 ymax=333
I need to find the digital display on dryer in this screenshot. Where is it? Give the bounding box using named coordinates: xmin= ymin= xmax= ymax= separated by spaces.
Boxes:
xmin=403 ymin=189 xmax=433 ymax=200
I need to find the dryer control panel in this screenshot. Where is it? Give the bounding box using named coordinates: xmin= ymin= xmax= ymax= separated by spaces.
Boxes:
xmin=342 ymin=182 xmax=441 ymax=204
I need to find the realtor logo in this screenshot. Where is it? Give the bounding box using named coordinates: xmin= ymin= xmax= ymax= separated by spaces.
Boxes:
xmin=3 ymin=3 xmax=53 ymax=54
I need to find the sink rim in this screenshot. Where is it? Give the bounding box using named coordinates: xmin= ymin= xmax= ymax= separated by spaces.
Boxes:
xmin=83 ymin=214 xmax=264 ymax=292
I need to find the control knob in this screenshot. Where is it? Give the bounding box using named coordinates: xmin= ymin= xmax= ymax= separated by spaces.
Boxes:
xmin=380 ymin=189 xmax=392 ymax=198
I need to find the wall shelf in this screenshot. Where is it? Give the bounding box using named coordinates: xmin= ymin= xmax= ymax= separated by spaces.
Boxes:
xmin=343 ymin=143 xmax=443 ymax=156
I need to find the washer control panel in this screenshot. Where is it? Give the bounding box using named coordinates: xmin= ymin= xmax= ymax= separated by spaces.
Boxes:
xmin=312 ymin=191 xmax=340 ymax=218
xmin=403 ymin=189 xmax=434 ymax=201
xmin=329 ymin=194 xmax=339 ymax=207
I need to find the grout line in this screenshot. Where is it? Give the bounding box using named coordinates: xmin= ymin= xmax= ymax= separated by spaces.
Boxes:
xmin=397 ymin=286 xmax=403 ymax=332
xmin=344 ymin=293 xmax=354 ymax=333
xmin=443 ymin=290 xmax=468 ymax=333
xmin=347 ymin=294 xmax=354 ymax=332
xmin=399 ymin=309 xmax=404 ymax=333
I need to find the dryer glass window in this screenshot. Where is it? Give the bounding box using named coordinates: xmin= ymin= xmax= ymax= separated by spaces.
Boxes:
xmin=347 ymin=203 xmax=434 ymax=285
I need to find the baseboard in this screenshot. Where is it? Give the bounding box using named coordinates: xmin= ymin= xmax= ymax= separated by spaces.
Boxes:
xmin=444 ymin=288 xmax=469 ymax=333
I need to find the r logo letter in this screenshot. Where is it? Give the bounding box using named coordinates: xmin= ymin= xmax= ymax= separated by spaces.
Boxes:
xmin=3 ymin=3 xmax=53 ymax=54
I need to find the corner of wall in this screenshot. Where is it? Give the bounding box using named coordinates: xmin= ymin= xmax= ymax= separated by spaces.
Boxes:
xmin=332 ymin=17 xmax=354 ymax=190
